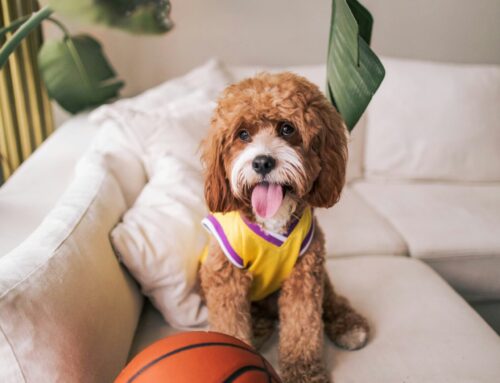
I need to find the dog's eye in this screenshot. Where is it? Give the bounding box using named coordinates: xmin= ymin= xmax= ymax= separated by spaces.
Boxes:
xmin=238 ymin=129 xmax=251 ymax=142
xmin=279 ymin=122 xmax=295 ymax=137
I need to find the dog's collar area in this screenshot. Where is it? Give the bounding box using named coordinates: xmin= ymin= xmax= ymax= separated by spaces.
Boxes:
xmin=241 ymin=213 xmax=299 ymax=246
xmin=240 ymin=207 xmax=312 ymax=247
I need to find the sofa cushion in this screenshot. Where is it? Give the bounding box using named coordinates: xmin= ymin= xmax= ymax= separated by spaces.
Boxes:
xmin=364 ymin=57 xmax=500 ymax=182
xmin=88 ymin=118 xmax=147 ymax=208
xmin=92 ymin=62 xmax=233 ymax=330
xmin=0 ymin=154 xmax=142 ymax=383
xmin=316 ymin=187 xmax=407 ymax=257
xmin=111 ymin=154 xmax=209 ymax=329
xmin=129 ymin=256 xmax=500 ymax=382
xmin=353 ymin=181 xmax=500 ymax=301
xmin=229 ymin=64 xmax=366 ymax=183
xmin=89 ymin=59 xmax=233 ymax=204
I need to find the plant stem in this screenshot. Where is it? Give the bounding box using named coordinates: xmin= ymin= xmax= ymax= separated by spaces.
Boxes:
xmin=46 ymin=17 xmax=70 ymax=38
xmin=0 ymin=5 xmax=54 ymax=68
xmin=0 ymin=15 xmax=31 ymax=37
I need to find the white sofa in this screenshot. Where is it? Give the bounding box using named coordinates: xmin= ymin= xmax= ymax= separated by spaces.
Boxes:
xmin=1 ymin=59 xmax=500 ymax=382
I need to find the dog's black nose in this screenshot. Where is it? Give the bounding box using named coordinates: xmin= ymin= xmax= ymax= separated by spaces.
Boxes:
xmin=252 ymin=155 xmax=276 ymax=175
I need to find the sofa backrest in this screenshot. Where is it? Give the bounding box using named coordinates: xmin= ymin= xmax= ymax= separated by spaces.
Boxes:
xmin=364 ymin=57 xmax=500 ymax=183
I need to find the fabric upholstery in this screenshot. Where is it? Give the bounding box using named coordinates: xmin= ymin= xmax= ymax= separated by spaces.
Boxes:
xmin=93 ymin=62 xmax=233 ymax=330
xmin=89 ymin=59 xmax=233 ymax=205
xmin=353 ymin=181 xmax=500 ymax=301
xmin=364 ymin=57 xmax=500 ymax=182
xmin=317 ymin=187 xmax=407 ymax=257
xmin=0 ymin=155 xmax=142 ymax=383
xmin=130 ymin=256 xmax=500 ymax=383
xmin=112 ymin=155 xmax=209 ymax=329
xmin=88 ymin=119 xmax=147 ymax=208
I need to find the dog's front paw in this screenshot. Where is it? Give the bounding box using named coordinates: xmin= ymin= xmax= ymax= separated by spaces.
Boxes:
xmin=280 ymin=360 xmax=330 ymax=383
xmin=334 ymin=323 xmax=369 ymax=350
xmin=325 ymin=311 xmax=370 ymax=350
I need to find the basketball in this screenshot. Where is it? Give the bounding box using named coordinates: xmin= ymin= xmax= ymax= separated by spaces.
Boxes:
xmin=115 ymin=331 xmax=282 ymax=383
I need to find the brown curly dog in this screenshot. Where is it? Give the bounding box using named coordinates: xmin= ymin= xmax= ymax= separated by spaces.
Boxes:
xmin=199 ymin=72 xmax=369 ymax=383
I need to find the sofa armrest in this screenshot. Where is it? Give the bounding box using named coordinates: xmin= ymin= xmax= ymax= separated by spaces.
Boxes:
xmin=0 ymin=114 xmax=98 ymax=257
xmin=0 ymin=154 xmax=142 ymax=382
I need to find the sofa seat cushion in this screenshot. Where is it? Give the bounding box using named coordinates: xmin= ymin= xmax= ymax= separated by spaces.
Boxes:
xmin=129 ymin=256 xmax=500 ymax=383
xmin=317 ymin=187 xmax=407 ymax=257
xmin=353 ymin=181 xmax=500 ymax=301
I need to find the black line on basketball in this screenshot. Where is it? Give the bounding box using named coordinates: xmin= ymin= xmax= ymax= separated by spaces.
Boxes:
xmin=127 ymin=341 xmax=261 ymax=383
xmin=222 ymin=365 xmax=269 ymax=382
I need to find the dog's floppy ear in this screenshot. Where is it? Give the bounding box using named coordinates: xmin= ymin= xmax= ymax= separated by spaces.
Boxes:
xmin=306 ymin=100 xmax=348 ymax=208
xmin=201 ymin=115 xmax=238 ymax=213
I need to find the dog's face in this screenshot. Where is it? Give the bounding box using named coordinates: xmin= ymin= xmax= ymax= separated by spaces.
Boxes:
xmin=202 ymin=72 xmax=348 ymax=219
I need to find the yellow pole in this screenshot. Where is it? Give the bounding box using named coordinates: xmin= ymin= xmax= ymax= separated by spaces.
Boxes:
xmin=0 ymin=0 xmax=54 ymax=183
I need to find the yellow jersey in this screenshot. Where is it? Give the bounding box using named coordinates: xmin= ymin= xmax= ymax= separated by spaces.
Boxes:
xmin=200 ymin=207 xmax=314 ymax=301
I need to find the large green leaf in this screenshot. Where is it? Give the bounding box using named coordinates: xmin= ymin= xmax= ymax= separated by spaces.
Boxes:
xmin=38 ymin=34 xmax=124 ymax=114
xmin=46 ymin=0 xmax=173 ymax=34
xmin=327 ymin=0 xmax=385 ymax=131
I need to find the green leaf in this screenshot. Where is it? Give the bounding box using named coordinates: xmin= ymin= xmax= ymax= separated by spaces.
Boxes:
xmin=327 ymin=0 xmax=385 ymax=131
xmin=47 ymin=0 xmax=173 ymax=34
xmin=38 ymin=34 xmax=124 ymax=114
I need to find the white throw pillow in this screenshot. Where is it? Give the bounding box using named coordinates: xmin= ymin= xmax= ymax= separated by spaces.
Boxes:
xmin=364 ymin=57 xmax=500 ymax=182
xmin=111 ymin=155 xmax=209 ymax=329
xmin=97 ymin=61 xmax=232 ymax=329
xmin=89 ymin=119 xmax=147 ymax=207
xmin=109 ymin=93 xmax=217 ymax=328
xmin=89 ymin=58 xmax=233 ymax=203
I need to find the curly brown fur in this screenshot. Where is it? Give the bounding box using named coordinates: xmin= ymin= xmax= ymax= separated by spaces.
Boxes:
xmin=199 ymin=241 xmax=253 ymax=346
xmin=278 ymin=221 xmax=327 ymax=382
xmin=199 ymin=72 xmax=369 ymax=382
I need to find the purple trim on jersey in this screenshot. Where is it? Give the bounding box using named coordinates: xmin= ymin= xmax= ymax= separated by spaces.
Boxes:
xmin=241 ymin=212 xmax=306 ymax=247
xmin=241 ymin=216 xmax=284 ymax=246
xmin=203 ymin=215 xmax=244 ymax=267
xmin=299 ymin=219 xmax=315 ymax=256
xmin=286 ymin=217 xmax=300 ymax=235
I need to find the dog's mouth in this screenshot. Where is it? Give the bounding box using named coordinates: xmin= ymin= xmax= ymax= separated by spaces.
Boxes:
xmin=251 ymin=182 xmax=290 ymax=219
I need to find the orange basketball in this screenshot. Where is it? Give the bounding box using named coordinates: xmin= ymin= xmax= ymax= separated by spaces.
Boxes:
xmin=115 ymin=331 xmax=282 ymax=383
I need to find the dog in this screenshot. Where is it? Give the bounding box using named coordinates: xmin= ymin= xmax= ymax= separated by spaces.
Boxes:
xmin=199 ymin=72 xmax=369 ymax=382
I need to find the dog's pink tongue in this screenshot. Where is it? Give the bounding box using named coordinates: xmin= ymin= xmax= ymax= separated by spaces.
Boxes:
xmin=251 ymin=183 xmax=283 ymax=218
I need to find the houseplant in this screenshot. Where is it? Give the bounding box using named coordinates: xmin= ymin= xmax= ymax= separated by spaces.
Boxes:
xmin=0 ymin=0 xmax=173 ymax=113
xmin=0 ymin=0 xmax=173 ymax=182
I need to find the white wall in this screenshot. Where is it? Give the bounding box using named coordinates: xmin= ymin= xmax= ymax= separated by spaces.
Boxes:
xmin=366 ymin=0 xmax=500 ymax=65
xmin=43 ymin=0 xmax=500 ymax=122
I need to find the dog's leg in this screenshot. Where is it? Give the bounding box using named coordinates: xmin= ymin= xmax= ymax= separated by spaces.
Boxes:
xmin=200 ymin=242 xmax=253 ymax=346
xmin=323 ymin=275 xmax=370 ymax=350
xmin=278 ymin=233 xmax=329 ymax=383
